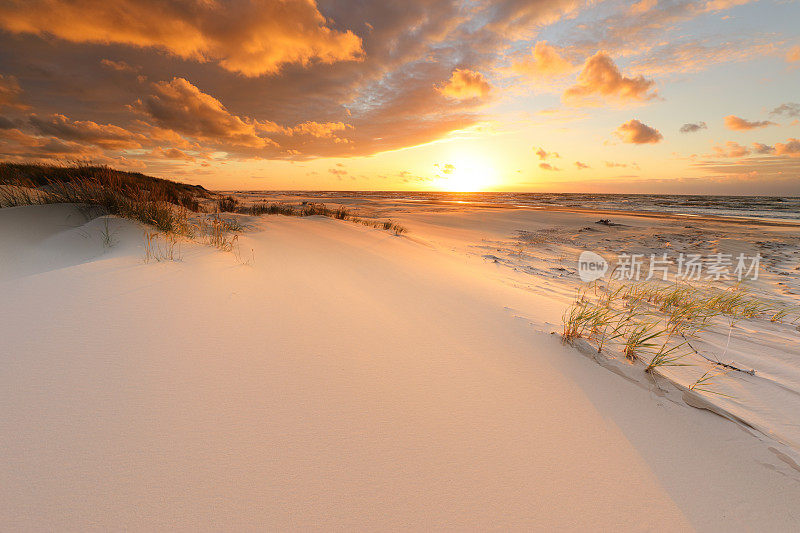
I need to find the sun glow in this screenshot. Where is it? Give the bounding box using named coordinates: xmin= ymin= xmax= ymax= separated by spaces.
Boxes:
xmin=435 ymin=153 xmax=498 ymax=192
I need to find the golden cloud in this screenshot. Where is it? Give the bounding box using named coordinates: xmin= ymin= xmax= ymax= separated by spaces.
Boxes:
xmin=615 ymin=119 xmax=663 ymax=144
xmin=724 ymin=115 xmax=777 ymax=131
xmin=0 ymin=0 xmax=363 ymax=77
xmin=132 ymin=77 xmax=272 ymax=148
xmin=775 ymin=138 xmax=800 ymax=157
xmin=437 ymin=69 xmax=492 ymax=100
xmin=713 ymin=141 xmax=750 ymax=158
xmin=534 ymin=147 xmax=559 ymax=160
xmin=29 ymin=113 xmax=145 ymax=150
xmin=512 ymin=41 xmax=574 ymax=78
xmin=564 ymin=52 xmax=656 ymax=106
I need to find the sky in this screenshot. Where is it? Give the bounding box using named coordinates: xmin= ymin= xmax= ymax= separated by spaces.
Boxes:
xmin=0 ymin=0 xmax=798 ymax=194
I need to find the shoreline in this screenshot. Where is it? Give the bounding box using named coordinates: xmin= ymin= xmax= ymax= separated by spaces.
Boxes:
xmin=219 ymin=190 xmax=800 ymax=227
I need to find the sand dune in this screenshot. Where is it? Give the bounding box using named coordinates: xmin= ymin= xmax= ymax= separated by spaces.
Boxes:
xmin=2 ymin=203 xmax=800 ymax=530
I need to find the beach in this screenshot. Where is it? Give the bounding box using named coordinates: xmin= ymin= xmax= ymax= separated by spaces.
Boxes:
xmin=2 ymin=197 xmax=800 ymax=530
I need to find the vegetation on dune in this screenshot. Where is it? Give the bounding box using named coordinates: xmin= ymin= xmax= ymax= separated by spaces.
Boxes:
xmin=220 ymin=198 xmax=407 ymax=235
xmin=1 ymin=161 xmax=208 ymax=212
xmin=1 ymin=162 xmax=407 ymax=265
xmin=1 ymin=162 xmax=205 ymax=234
xmin=561 ymin=280 xmax=797 ymax=393
xmin=2 ymin=162 xmax=408 ymax=236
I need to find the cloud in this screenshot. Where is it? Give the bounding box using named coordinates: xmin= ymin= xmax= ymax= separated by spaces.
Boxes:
xmin=100 ymin=59 xmax=139 ymax=73
xmin=724 ymin=115 xmax=777 ymax=131
xmin=679 ymin=122 xmax=707 ymax=133
xmin=0 ymin=0 xmax=363 ymax=77
xmin=0 ymin=74 xmax=24 ymax=109
xmin=629 ymin=0 xmax=657 ymax=14
xmin=751 ymin=143 xmax=774 ymax=155
xmin=478 ymin=0 xmax=582 ymax=35
xmin=703 ymin=0 xmax=756 ymax=11
xmin=604 ymin=161 xmax=639 ymax=169
xmin=629 ymin=39 xmax=778 ymax=77
xmin=775 ymin=138 xmax=800 ymax=157
xmin=713 ymin=141 xmax=750 ymax=158
xmin=287 ymin=121 xmax=351 ymax=140
xmin=435 ymin=163 xmax=455 ymax=174
xmin=770 ymin=103 xmax=800 ymax=118
xmin=563 ymin=52 xmax=656 ymax=106
xmin=150 ymin=146 xmax=195 ymax=161
xmin=0 ymin=127 xmax=100 ymax=160
xmin=787 ymin=45 xmax=800 ymax=63
xmin=437 ymin=69 xmax=492 ymax=100
xmin=132 ymin=77 xmax=272 ymax=149
xmin=28 ymin=113 xmax=145 ymax=150
xmin=534 ymin=147 xmax=559 ymax=160
xmin=691 ymin=155 xmax=800 ymax=190
xmin=512 ymin=41 xmax=574 ymax=78
xmin=539 ymin=162 xmax=560 ymax=171
xmin=574 ymin=161 xmax=590 ymax=169
xmin=615 ymin=119 xmax=663 ymax=144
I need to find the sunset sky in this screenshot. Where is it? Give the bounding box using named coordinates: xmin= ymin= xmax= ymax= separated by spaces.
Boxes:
xmin=0 ymin=0 xmax=798 ymax=193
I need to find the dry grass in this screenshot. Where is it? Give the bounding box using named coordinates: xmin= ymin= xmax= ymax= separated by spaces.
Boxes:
xmin=197 ymin=214 xmax=241 ymax=251
xmin=561 ymin=278 xmax=796 ymax=393
xmin=1 ymin=163 xmax=203 ymax=235
xmin=2 ymin=164 xmax=406 ymax=267
xmin=143 ymin=231 xmax=181 ymax=263
xmin=234 ymin=200 xmax=407 ymax=235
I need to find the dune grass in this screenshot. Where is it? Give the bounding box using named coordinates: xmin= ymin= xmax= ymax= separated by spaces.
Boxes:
xmin=1 ymin=163 xmax=203 ymax=235
xmin=561 ymin=278 xmax=798 ymax=394
xmin=230 ymin=199 xmax=407 ymax=235
xmin=2 ymin=163 xmax=406 ymax=267
xmin=143 ymin=231 xmax=182 ymax=263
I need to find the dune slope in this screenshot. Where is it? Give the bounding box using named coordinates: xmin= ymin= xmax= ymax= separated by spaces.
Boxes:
xmin=1 ymin=204 xmax=799 ymax=530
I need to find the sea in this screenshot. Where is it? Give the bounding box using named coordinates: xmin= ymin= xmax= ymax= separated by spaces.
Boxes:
xmin=233 ymin=191 xmax=800 ymax=223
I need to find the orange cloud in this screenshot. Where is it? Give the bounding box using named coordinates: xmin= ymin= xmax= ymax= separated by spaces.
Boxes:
xmin=131 ymin=77 xmax=360 ymax=158
xmin=539 ymin=162 xmax=560 ymax=171
xmin=629 ymin=0 xmax=657 ymax=14
xmin=0 ymin=74 xmax=24 ymax=109
xmin=724 ymin=115 xmax=777 ymax=131
xmin=0 ymin=0 xmax=363 ymax=77
xmin=534 ymin=147 xmax=559 ymax=160
xmin=28 ymin=113 xmax=145 ymax=150
xmin=574 ymin=161 xmax=590 ymax=169
xmin=287 ymin=121 xmax=351 ymax=140
xmin=150 ymin=146 xmax=195 ymax=162
xmin=100 ymin=59 xmax=139 ymax=73
xmin=787 ymin=46 xmax=800 ymax=63
xmin=564 ymin=52 xmax=656 ymax=106
xmin=0 ymin=127 xmax=100 ymax=160
xmin=775 ymin=138 xmax=800 ymax=157
xmin=437 ymin=69 xmax=492 ymax=100
xmin=703 ymin=0 xmax=754 ymax=11
xmin=751 ymin=143 xmax=774 ymax=155
xmin=615 ymin=119 xmax=662 ymax=144
xmin=512 ymin=41 xmax=574 ymax=78
xmin=132 ymin=78 xmax=271 ymax=148
xmin=713 ymin=141 xmax=750 ymax=157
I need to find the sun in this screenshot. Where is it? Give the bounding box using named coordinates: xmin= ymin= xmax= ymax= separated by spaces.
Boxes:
xmin=434 ymin=153 xmax=498 ymax=192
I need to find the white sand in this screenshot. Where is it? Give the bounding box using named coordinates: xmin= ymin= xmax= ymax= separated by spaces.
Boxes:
xmin=2 ymin=203 xmax=800 ymax=530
